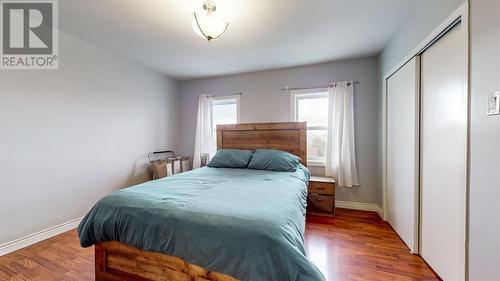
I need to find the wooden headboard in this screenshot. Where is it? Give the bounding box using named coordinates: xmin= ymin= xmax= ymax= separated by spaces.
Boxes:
xmin=217 ymin=122 xmax=307 ymax=164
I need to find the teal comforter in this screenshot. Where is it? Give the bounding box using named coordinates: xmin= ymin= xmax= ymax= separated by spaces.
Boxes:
xmin=78 ymin=165 xmax=325 ymax=281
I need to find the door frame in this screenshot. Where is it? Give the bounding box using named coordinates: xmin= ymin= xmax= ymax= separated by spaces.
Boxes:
xmin=382 ymin=1 xmax=469 ymax=259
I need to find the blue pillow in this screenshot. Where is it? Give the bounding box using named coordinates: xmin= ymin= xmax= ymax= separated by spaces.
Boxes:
xmin=207 ymin=149 xmax=253 ymax=168
xmin=248 ymin=149 xmax=300 ymax=172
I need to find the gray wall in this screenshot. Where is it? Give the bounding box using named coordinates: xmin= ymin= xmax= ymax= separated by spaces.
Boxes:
xmin=379 ymin=0 xmax=465 ymax=76
xmin=468 ymin=0 xmax=500 ymax=279
xmin=178 ymin=57 xmax=379 ymax=204
xmin=0 ymin=31 xmax=179 ymax=245
xmin=376 ymin=0 xmax=465 ymax=205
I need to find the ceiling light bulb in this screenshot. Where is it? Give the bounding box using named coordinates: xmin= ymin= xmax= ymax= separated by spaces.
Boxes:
xmin=192 ymin=0 xmax=228 ymax=41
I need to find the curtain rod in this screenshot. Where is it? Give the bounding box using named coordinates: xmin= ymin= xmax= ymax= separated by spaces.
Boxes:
xmin=281 ymin=81 xmax=359 ymax=92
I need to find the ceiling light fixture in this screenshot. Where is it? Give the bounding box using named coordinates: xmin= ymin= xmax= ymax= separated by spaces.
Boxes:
xmin=192 ymin=0 xmax=228 ymax=41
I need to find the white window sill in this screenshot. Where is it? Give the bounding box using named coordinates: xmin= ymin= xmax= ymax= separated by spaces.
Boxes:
xmin=307 ymin=161 xmax=326 ymax=167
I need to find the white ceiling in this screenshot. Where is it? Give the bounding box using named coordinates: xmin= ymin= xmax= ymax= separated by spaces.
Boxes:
xmin=59 ymin=0 xmax=416 ymax=80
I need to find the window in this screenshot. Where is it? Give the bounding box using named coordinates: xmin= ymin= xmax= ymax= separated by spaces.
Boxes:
xmin=212 ymin=95 xmax=239 ymax=141
xmin=291 ymin=90 xmax=329 ymax=165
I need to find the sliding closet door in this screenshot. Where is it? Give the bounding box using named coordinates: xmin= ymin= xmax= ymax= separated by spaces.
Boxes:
xmin=420 ymin=22 xmax=467 ymax=281
xmin=386 ymin=57 xmax=419 ymax=253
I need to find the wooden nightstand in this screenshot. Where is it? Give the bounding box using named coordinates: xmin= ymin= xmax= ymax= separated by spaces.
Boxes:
xmin=307 ymin=176 xmax=336 ymax=216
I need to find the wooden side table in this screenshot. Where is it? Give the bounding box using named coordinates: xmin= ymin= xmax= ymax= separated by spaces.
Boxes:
xmin=307 ymin=176 xmax=336 ymax=216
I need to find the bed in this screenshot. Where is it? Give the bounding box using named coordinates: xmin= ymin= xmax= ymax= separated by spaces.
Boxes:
xmin=78 ymin=122 xmax=325 ymax=281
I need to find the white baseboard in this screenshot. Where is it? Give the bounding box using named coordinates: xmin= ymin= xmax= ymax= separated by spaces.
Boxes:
xmin=336 ymin=200 xmax=384 ymax=219
xmin=0 ymin=217 xmax=83 ymax=256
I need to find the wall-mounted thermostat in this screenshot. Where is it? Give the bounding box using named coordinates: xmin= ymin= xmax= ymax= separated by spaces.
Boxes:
xmin=487 ymin=91 xmax=500 ymax=116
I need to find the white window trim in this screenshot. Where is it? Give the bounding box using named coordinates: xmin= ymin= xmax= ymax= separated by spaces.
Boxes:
xmin=213 ymin=94 xmax=240 ymax=123
xmin=307 ymin=159 xmax=327 ymax=167
xmin=290 ymin=89 xmax=328 ymax=167
xmin=289 ymin=88 xmax=328 ymax=121
xmin=211 ymin=95 xmax=240 ymax=151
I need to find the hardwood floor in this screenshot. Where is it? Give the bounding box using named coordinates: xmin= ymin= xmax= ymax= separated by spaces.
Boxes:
xmin=0 ymin=229 xmax=93 ymax=281
xmin=305 ymin=209 xmax=439 ymax=281
xmin=0 ymin=209 xmax=439 ymax=281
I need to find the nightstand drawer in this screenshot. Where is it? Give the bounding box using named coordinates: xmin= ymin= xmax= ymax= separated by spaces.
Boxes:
xmin=308 ymin=181 xmax=334 ymax=195
xmin=308 ymin=194 xmax=334 ymax=213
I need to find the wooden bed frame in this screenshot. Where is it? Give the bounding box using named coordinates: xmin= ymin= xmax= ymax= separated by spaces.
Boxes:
xmin=95 ymin=122 xmax=307 ymax=281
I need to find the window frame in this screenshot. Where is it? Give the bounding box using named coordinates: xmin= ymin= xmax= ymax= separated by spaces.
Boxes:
xmin=212 ymin=95 xmax=240 ymax=124
xmin=290 ymin=89 xmax=329 ymax=167
xmin=211 ymin=95 xmax=240 ymax=148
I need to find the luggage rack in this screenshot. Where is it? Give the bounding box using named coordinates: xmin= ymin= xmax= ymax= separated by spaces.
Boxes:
xmin=148 ymin=150 xmax=190 ymax=179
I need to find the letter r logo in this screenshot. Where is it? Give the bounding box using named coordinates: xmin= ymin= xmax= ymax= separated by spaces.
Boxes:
xmin=2 ymin=2 xmax=53 ymax=54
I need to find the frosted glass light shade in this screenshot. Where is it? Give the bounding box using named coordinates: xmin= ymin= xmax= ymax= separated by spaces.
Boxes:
xmin=192 ymin=13 xmax=228 ymax=41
